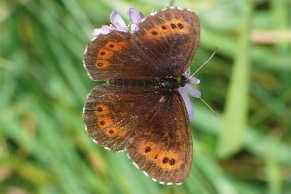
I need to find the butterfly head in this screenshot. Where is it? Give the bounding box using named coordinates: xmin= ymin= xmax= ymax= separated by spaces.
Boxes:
xmin=158 ymin=76 xmax=187 ymax=90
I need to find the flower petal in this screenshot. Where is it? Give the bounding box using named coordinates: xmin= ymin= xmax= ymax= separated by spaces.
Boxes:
xmin=130 ymin=24 xmax=139 ymax=32
xmin=189 ymin=77 xmax=200 ymax=85
xmin=185 ymin=84 xmax=201 ymax=98
xmin=179 ymin=87 xmax=194 ymax=121
xmin=127 ymin=8 xmax=144 ymax=24
xmin=91 ymin=25 xmax=113 ymax=39
xmin=110 ymin=10 xmax=128 ymax=32
xmin=183 ymin=68 xmax=200 ymax=85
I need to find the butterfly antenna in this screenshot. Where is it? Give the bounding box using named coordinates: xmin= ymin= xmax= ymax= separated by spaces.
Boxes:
xmin=200 ymin=97 xmax=217 ymax=114
xmin=189 ymin=48 xmax=217 ymax=79
xmin=169 ymin=0 xmax=176 ymax=6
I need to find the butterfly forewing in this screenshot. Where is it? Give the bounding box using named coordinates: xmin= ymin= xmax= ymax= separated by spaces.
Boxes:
xmin=83 ymin=8 xmax=200 ymax=80
xmin=134 ymin=8 xmax=200 ymax=77
xmin=84 ymin=31 xmax=154 ymax=80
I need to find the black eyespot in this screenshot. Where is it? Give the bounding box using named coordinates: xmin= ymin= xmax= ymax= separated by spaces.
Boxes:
xmin=109 ymin=44 xmax=114 ymax=48
xmin=100 ymin=121 xmax=105 ymax=125
xmin=96 ymin=106 xmax=103 ymax=112
xmin=161 ymin=25 xmax=167 ymax=30
xmin=100 ymin=51 xmax=106 ymax=55
xmin=151 ymin=31 xmax=158 ymax=35
xmin=177 ymin=23 xmax=184 ymax=29
xmin=170 ymin=23 xmax=177 ymax=29
xmin=162 ymin=157 xmax=169 ymax=163
xmin=108 ymin=129 xmax=114 ymax=134
xmin=144 ymin=146 xmax=151 ymax=153
xmin=169 ymin=159 xmax=175 ymax=165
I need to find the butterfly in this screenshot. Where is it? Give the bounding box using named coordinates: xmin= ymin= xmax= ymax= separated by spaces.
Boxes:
xmin=83 ymin=7 xmax=201 ymax=185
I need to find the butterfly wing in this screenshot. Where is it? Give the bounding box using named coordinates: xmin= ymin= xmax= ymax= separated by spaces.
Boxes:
xmin=126 ymin=91 xmax=192 ymax=184
xmin=133 ymin=8 xmax=200 ymax=77
xmin=83 ymin=84 xmax=140 ymax=151
xmin=83 ymin=85 xmax=192 ymax=183
xmin=83 ymin=8 xmax=200 ymax=80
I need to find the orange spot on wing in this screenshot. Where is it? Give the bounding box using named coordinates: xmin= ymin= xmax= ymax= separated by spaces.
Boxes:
xmin=144 ymin=19 xmax=190 ymax=40
xmin=105 ymin=127 xmax=119 ymax=137
xmin=159 ymin=24 xmax=171 ymax=35
xmin=137 ymin=140 xmax=181 ymax=170
xmin=95 ymin=59 xmax=110 ymax=69
xmin=104 ymin=41 xmax=129 ymax=52
xmin=166 ymin=19 xmax=189 ymax=34
xmin=104 ymin=42 xmax=121 ymax=51
xmin=104 ymin=127 xmax=129 ymax=138
xmin=140 ymin=142 xmax=155 ymax=156
xmin=97 ymin=49 xmax=113 ymax=59
xmin=97 ymin=117 xmax=113 ymax=129
xmin=155 ymin=150 xmax=181 ymax=170
xmin=138 ymin=141 xmax=161 ymax=160
xmin=145 ymin=28 xmax=161 ymax=40
xmin=95 ymin=104 xmax=110 ymax=115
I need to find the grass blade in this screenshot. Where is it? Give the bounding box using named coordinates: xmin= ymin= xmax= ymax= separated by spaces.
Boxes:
xmin=218 ymin=0 xmax=252 ymax=158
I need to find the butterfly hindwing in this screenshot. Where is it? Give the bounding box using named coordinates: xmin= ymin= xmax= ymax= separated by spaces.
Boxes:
xmin=83 ymin=8 xmax=200 ymax=80
xmin=83 ymin=85 xmax=138 ymax=151
xmin=126 ymin=91 xmax=192 ymax=184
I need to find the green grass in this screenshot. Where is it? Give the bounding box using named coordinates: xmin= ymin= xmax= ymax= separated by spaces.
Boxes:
xmin=1 ymin=0 xmax=291 ymax=194
xmin=218 ymin=0 xmax=252 ymax=158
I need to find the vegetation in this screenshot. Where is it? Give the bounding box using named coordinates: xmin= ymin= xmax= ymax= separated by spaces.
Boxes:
xmin=0 ymin=0 xmax=290 ymax=193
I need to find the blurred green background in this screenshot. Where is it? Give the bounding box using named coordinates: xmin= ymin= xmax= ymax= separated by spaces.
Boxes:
xmin=1 ymin=0 xmax=291 ymax=193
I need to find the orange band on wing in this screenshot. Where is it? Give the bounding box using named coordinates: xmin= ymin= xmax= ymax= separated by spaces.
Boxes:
xmin=144 ymin=19 xmax=190 ymax=40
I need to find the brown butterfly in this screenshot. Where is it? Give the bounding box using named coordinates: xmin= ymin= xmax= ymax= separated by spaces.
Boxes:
xmin=83 ymin=7 xmax=201 ymax=185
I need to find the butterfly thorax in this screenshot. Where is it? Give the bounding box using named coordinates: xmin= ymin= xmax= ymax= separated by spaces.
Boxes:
xmin=108 ymin=76 xmax=188 ymax=90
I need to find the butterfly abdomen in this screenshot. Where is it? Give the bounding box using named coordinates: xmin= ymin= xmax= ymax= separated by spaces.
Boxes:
xmin=108 ymin=76 xmax=188 ymax=90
